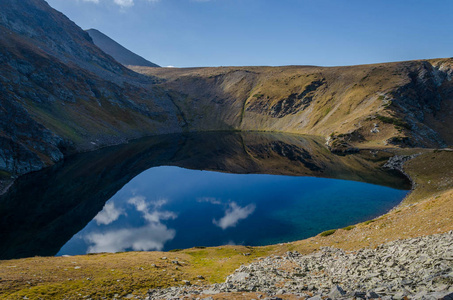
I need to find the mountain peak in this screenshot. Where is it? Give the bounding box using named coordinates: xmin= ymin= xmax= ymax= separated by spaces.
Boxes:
xmin=86 ymin=28 xmax=160 ymax=68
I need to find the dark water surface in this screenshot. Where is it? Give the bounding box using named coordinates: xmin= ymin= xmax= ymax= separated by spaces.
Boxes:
xmin=0 ymin=132 xmax=410 ymax=259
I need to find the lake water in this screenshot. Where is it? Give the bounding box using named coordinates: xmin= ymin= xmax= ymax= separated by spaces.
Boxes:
xmin=0 ymin=132 xmax=410 ymax=259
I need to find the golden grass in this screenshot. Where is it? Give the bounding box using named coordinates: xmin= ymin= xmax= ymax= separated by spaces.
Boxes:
xmin=1 ymin=150 xmax=452 ymax=299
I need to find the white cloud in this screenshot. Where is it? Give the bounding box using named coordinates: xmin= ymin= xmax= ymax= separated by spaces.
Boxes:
xmin=85 ymin=195 xmax=177 ymax=253
xmin=114 ymin=0 xmax=134 ymax=7
xmin=94 ymin=202 xmax=125 ymax=225
xmin=128 ymin=196 xmax=176 ymax=223
xmin=85 ymin=223 xmax=175 ymax=252
xmin=213 ymin=202 xmax=256 ymax=230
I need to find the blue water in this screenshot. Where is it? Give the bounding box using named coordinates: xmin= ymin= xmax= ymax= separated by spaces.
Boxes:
xmin=57 ymin=166 xmax=408 ymax=255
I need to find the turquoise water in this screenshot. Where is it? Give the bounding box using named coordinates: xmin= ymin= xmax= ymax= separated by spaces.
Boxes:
xmin=58 ymin=166 xmax=409 ymax=255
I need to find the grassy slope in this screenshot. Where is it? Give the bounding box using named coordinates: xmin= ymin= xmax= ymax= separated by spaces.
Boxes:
xmin=133 ymin=58 xmax=453 ymax=149
xmin=1 ymin=150 xmax=452 ymax=299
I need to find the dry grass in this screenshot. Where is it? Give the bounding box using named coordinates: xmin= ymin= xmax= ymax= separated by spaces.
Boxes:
xmin=132 ymin=59 xmax=453 ymax=149
xmin=1 ymin=151 xmax=452 ymax=299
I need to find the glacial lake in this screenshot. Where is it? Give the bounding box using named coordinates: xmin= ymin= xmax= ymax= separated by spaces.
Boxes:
xmin=0 ymin=132 xmax=411 ymax=259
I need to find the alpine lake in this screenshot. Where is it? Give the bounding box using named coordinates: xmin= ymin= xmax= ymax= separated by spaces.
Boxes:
xmin=0 ymin=132 xmax=411 ymax=260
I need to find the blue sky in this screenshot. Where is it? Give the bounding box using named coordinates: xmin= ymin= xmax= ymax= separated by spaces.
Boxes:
xmin=46 ymin=0 xmax=453 ymax=67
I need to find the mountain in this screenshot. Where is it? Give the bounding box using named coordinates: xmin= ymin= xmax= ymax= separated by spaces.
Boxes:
xmin=86 ymin=28 xmax=160 ymax=68
xmin=0 ymin=0 xmax=182 ymax=184
xmin=1 ymin=0 xmax=452 ymax=190
xmin=133 ymin=60 xmax=453 ymax=151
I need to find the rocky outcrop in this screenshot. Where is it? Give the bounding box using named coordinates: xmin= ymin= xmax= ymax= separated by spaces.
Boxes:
xmin=148 ymin=231 xmax=453 ymax=299
xmin=247 ymin=79 xmax=326 ymax=118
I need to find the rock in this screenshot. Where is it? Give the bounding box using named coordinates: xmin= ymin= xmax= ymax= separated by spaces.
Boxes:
xmin=366 ymin=291 xmax=379 ymax=299
xmin=226 ymin=272 xmax=250 ymax=283
xmin=328 ymin=285 xmax=346 ymax=298
xmin=182 ymin=280 xmax=191 ymax=286
xmin=202 ymin=289 xmax=218 ymax=295
xmin=275 ymin=289 xmax=285 ymax=295
xmin=441 ymin=292 xmax=453 ymax=300
xmin=147 ymin=232 xmax=453 ymax=300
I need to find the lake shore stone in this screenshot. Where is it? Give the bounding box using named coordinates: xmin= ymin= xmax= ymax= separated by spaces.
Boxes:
xmin=147 ymin=231 xmax=453 ymax=299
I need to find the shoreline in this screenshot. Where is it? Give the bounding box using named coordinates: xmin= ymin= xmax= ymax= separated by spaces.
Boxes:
xmin=1 ymin=149 xmax=452 ymax=299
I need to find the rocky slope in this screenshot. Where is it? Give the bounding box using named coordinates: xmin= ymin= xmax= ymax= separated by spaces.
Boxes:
xmin=0 ymin=0 xmax=182 ymax=182
xmin=134 ymin=59 xmax=453 ymax=151
xmin=148 ymin=232 xmax=453 ymax=300
xmin=86 ymin=29 xmax=160 ymax=68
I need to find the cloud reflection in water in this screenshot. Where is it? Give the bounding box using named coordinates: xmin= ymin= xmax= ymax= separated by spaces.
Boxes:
xmin=213 ymin=202 xmax=256 ymax=230
xmin=94 ymin=202 xmax=125 ymax=225
xmin=84 ymin=196 xmax=176 ymax=253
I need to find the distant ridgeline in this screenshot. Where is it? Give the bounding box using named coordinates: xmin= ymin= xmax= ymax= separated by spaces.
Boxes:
xmin=86 ymin=29 xmax=160 ymax=68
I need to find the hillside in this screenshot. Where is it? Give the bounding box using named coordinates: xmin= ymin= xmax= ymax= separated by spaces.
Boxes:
xmin=133 ymin=60 xmax=453 ymax=151
xmin=1 ymin=1 xmax=453 ymax=299
xmin=0 ymin=0 xmax=182 ymax=183
xmin=86 ymin=29 xmax=160 ymax=68
xmin=1 ymin=0 xmax=453 ymax=189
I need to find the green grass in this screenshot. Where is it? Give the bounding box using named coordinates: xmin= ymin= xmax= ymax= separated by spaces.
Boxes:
xmin=363 ymin=220 xmax=376 ymax=225
xmin=383 ymin=100 xmax=393 ymax=108
xmin=376 ymin=114 xmax=411 ymax=130
xmin=319 ymin=229 xmax=337 ymax=237
xmin=342 ymin=225 xmax=355 ymax=231
xmin=0 ymin=170 xmax=12 ymax=179
xmin=252 ymin=93 xmax=264 ymax=98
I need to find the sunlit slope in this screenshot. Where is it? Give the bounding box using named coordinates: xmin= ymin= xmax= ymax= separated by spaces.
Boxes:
xmin=134 ymin=59 xmax=453 ymax=150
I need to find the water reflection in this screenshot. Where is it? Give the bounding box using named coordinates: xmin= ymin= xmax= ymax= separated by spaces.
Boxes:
xmin=94 ymin=202 xmax=124 ymax=225
xmin=0 ymin=132 xmax=411 ymax=259
xmin=82 ymin=196 xmax=177 ymax=253
xmin=59 ymin=166 xmax=408 ymax=255
xmin=213 ymin=202 xmax=256 ymax=230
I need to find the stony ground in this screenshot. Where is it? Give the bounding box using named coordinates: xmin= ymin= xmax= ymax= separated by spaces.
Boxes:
xmin=147 ymin=232 xmax=453 ymax=300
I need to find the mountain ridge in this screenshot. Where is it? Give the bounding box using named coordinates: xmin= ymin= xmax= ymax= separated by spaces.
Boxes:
xmin=0 ymin=0 xmax=182 ymax=182
xmin=86 ymin=28 xmax=160 ymax=68
xmin=133 ymin=58 xmax=453 ymax=150
xmin=1 ymin=0 xmax=453 ymax=186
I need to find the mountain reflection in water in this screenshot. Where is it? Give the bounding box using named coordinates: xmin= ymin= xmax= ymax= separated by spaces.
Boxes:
xmin=0 ymin=132 xmax=411 ymax=259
